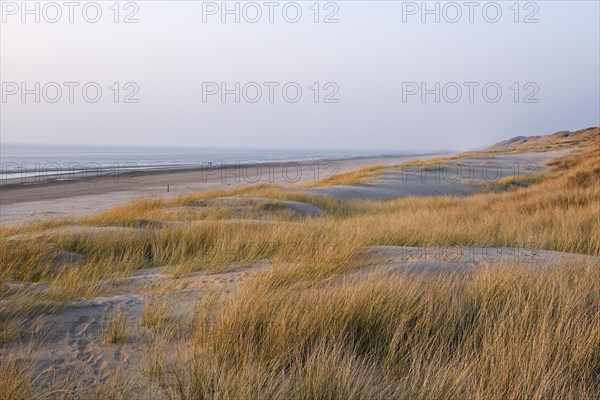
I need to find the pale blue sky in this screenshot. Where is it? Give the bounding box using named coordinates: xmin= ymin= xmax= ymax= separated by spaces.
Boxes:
xmin=1 ymin=1 xmax=599 ymax=151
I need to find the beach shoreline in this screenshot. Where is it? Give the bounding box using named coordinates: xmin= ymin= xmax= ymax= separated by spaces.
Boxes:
xmin=0 ymin=153 xmax=446 ymax=225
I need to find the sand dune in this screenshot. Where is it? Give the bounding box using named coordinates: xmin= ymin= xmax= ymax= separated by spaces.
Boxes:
xmin=1 ymin=129 xmax=599 ymax=398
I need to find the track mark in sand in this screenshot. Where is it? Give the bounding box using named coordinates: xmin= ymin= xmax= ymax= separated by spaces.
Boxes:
xmin=2 ymin=261 xmax=268 ymax=391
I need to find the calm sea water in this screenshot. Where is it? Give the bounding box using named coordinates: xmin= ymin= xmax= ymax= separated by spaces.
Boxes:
xmin=0 ymin=144 xmax=405 ymax=180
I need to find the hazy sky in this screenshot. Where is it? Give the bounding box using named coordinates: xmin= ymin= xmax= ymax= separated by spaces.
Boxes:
xmin=1 ymin=1 xmax=599 ymax=151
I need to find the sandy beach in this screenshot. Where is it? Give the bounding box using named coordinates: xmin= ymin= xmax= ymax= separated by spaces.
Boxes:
xmin=0 ymin=150 xmax=566 ymax=225
xmin=1 ymin=154 xmax=444 ymax=225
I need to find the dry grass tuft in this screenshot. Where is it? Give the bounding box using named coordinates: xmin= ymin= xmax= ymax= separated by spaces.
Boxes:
xmin=101 ymin=306 xmax=131 ymax=345
xmin=0 ymin=357 xmax=33 ymax=399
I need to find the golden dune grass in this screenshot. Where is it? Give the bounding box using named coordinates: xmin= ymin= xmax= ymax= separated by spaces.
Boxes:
xmin=150 ymin=262 xmax=599 ymax=399
xmin=299 ymin=164 xmax=389 ymax=187
xmin=0 ymin=140 xmax=599 ymax=398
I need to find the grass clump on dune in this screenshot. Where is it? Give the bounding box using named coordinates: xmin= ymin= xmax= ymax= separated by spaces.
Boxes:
xmin=152 ymin=262 xmax=600 ymax=399
xmin=300 ymin=164 xmax=388 ymax=186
